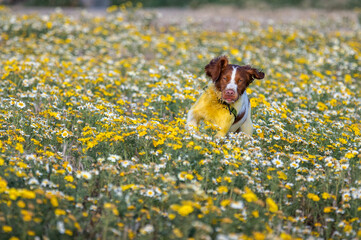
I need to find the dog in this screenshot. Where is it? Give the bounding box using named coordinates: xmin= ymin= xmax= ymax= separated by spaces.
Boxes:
xmin=187 ymin=56 xmax=265 ymax=137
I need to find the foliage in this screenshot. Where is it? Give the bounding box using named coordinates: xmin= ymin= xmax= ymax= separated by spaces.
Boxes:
xmin=0 ymin=3 xmax=360 ymax=239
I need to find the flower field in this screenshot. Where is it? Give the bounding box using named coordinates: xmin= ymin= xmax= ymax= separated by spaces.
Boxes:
xmin=0 ymin=4 xmax=360 ymax=240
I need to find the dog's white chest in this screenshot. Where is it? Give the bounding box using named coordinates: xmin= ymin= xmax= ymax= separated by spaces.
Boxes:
xmin=228 ymin=92 xmax=251 ymax=133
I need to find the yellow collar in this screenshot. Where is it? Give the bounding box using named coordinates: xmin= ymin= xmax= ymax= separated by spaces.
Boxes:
xmin=204 ymin=85 xmax=239 ymax=120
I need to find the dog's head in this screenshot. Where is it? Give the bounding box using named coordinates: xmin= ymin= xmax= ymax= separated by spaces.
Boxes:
xmin=205 ymin=56 xmax=265 ymax=103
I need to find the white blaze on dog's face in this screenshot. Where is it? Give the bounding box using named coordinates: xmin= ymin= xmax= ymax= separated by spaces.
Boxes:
xmin=205 ymin=56 xmax=265 ymax=103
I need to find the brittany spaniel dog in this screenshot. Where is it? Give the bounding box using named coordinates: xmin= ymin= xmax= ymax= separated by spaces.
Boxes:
xmin=187 ymin=56 xmax=265 ymax=137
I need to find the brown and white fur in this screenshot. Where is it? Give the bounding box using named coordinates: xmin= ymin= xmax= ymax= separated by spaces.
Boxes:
xmin=187 ymin=56 xmax=265 ymax=137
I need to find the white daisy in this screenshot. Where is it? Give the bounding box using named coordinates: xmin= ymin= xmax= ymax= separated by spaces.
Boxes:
xmin=57 ymin=221 xmax=65 ymax=234
xmin=141 ymin=224 xmax=154 ymax=234
xmin=28 ymin=177 xmax=39 ymax=185
xmin=290 ymin=162 xmax=299 ymax=169
xmin=272 ymin=156 xmax=284 ymax=168
xmin=61 ymin=130 xmax=69 ymax=138
xmin=16 ymin=101 xmax=26 ymax=108
xmin=307 ymin=175 xmax=315 ymax=182
xmin=145 ymin=189 xmax=155 ymax=197
xmin=108 ymin=154 xmax=120 ymax=162
xmin=341 ymin=164 xmax=349 ymax=170
xmin=81 ymin=171 xmax=92 ymax=180
xmin=230 ymin=201 xmax=244 ymax=209
xmin=121 ymin=160 xmax=131 ymax=167
xmin=273 ymin=135 xmax=281 ymax=140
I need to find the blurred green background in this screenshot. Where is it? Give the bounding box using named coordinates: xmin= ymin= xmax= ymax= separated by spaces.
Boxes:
xmin=4 ymin=0 xmax=361 ymax=9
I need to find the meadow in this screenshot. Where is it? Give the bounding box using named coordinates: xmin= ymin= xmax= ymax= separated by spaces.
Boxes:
xmin=0 ymin=3 xmax=360 ymax=240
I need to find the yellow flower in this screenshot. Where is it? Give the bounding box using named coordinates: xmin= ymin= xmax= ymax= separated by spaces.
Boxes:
xmin=65 ymin=229 xmax=73 ymax=236
xmin=252 ymin=210 xmax=259 ymax=218
xmin=217 ymin=186 xmax=228 ymax=194
xmin=21 ymin=210 xmax=32 ymax=222
xmin=349 ymin=124 xmax=360 ymax=135
xmin=323 ymin=207 xmax=334 ymax=213
xmin=3 ymin=225 xmax=12 ymax=232
xmin=344 ymin=74 xmax=352 ymax=83
xmin=345 ymin=152 xmax=356 ymax=159
xmin=266 ymin=197 xmax=279 ymax=213
xmin=322 ymin=192 xmax=331 ymax=199
xmin=55 ymin=209 xmax=66 ymax=216
xmin=242 ymin=187 xmax=258 ymax=202
xmin=173 ymin=228 xmax=183 ymax=238
xmin=280 ymin=232 xmax=292 ymax=240
xmin=17 ymin=200 xmax=26 ymax=208
xmin=185 ymin=174 xmax=194 ymax=180
xmin=20 ymin=190 xmax=36 ymax=199
xmin=128 ymin=230 xmax=135 ymax=239
xmin=177 ymin=205 xmax=194 ymax=217
xmin=344 ymin=224 xmax=352 ymax=233
xmin=64 ymin=175 xmax=74 ymax=182
xmin=15 ymin=143 xmax=24 ymax=153
xmin=51 ymin=197 xmax=59 ymax=207
xmin=307 ymin=193 xmax=320 ymax=202
xmin=299 ymin=73 xmax=310 ymax=80
xmin=138 ymin=131 xmax=147 ymax=137
xmin=223 ymin=176 xmax=232 ymax=183
xmin=253 ymin=232 xmax=265 ymax=240
xmin=277 ymin=171 xmax=287 ymax=180
xmin=0 ymin=177 xmax=7 ymax=192
xmin=220 ymin=199 xmax=231 ymax=207
xmin=230 ymin=48 xmax=239 ymax=56
xmin=104 ymin=203 xmax=113 ymax=209
xmin=46 ymin=21 xmax=52 ymax=29
xmin=250 ymin=98 xmax=259 ymax=108
xmin=316 ymin=102 xmax=328 ymax=111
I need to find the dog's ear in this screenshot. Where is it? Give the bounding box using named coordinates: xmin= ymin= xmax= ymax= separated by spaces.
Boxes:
xmin=244 ymin=66 xmax=265 ymax=81
xmin=205 ymin=56 xmax=228 ymax=82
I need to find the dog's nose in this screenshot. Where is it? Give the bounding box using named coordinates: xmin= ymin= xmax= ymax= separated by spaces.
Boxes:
xmin=225 ymin=89 xmax=235 ymax=96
